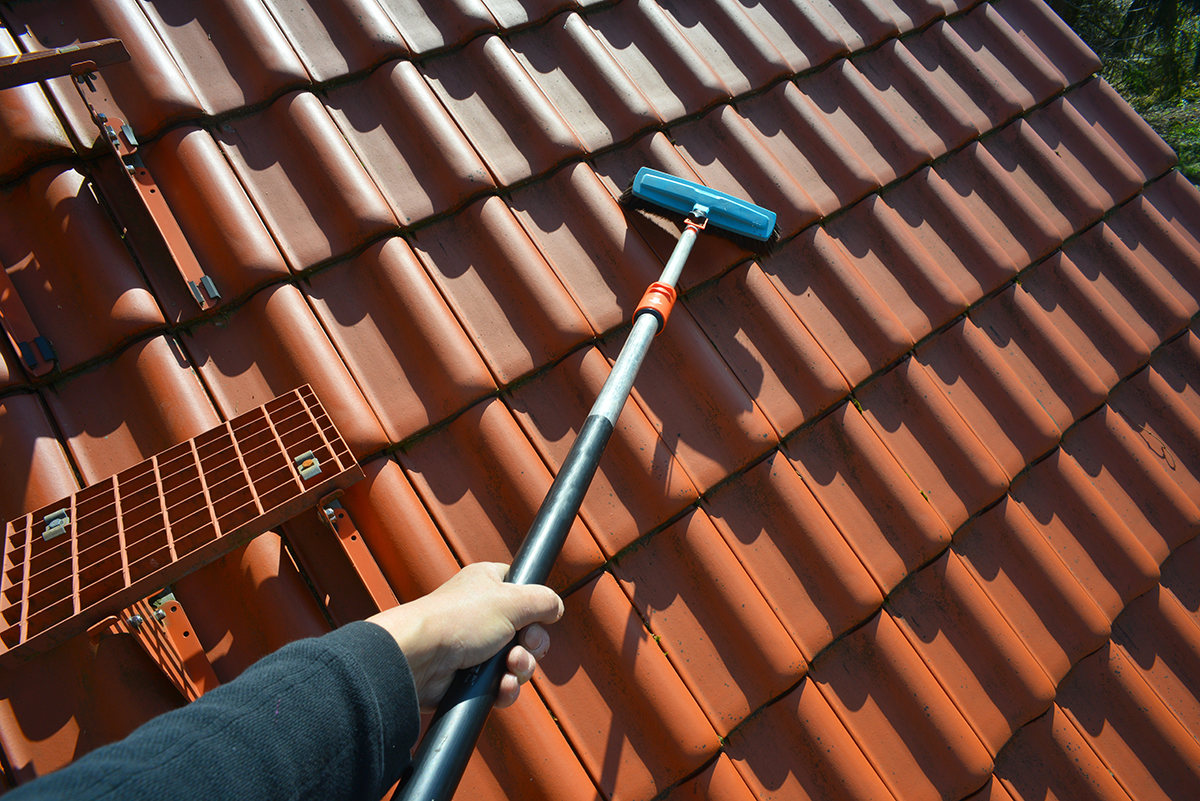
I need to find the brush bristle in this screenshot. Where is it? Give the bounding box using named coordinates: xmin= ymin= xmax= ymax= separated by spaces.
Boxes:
xmin=618 ymin=181 xmax=780 ymax=259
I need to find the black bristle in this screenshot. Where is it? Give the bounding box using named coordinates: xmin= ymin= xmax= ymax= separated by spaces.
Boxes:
xmin=618 ymin=180 xmax=781 ymax=259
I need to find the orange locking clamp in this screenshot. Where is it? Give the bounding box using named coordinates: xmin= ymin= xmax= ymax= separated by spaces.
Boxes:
xmin=635 ymin=281 xmax=677 ymax=334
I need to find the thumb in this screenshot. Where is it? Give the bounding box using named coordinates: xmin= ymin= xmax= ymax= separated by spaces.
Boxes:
xmin=500 ymin=583 xmax=564 ymax=631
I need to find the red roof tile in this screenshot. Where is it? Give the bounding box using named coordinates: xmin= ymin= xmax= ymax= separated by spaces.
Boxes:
xmin=325 ymin=60 xmax=496 ymax=226
xmin=7 ymin=0 xmax=1200 ymax=797
xmin=508 ymin=346 xmax=698 ymax=556
xmin=613 ymin=507 xmax=805 ymax=733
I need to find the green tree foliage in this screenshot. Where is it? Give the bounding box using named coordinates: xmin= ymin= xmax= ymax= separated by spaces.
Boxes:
xmin=1050 ymin=0 xmax=1200 ymax=179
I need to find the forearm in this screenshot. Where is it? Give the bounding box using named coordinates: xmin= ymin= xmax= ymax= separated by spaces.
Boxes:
xmin=7 ymin=621 xmax=420 ymax=801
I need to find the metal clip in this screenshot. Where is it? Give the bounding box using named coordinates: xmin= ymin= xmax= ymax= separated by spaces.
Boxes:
xmin=294 ymin=451 xmax=321 ymax=480
xmin=43 ymin=508 xmax=70 ymax=541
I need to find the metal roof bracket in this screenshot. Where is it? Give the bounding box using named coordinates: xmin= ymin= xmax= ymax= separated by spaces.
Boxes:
xmin=319 ymin=496 xmax=399 ymax=612
xmin=0 ymin=265 xmax=56 ymax=377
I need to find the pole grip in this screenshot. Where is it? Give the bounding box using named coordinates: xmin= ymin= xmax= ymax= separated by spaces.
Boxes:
xmin=395 ymin=414 xmax=615 ymax=801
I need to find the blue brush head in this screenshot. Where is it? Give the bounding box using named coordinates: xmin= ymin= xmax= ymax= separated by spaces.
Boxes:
xmin=628 ymin=167 xmax=778 ymax=243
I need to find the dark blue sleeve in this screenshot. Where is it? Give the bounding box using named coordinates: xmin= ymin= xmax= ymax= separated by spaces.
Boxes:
xmin=6 ymin=621 xmax=421 ymax=801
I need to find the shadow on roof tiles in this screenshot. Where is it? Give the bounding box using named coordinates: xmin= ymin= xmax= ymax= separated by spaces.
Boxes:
xmin=658 ymin=753 xmax=755 ymax=801
xmin=613 ymin=507 xmax=806 ymax=734
xmin=139 ymin=0 xmax=311 ymax=116
xmin=400 ymin=397 xmax=604 ymax=592
xmin=0 ymin=166 xmax=165 ymax=373
xmin=217 ymin=91 xmax=398 ymax=272
xmin=0 ymin=27 xmax=72 ymax=184
xmin=262 ymin=0 xmax=408 ymax=83
xmin=376 ymin=0 xmax=497 ymax=55
xmin=0 ymin=392 xmax=78 ymax=524
xmin=507 ymin=346 xmax=699 ymax=557
xmin=325 ymin=59 xmax=495 ymax=226
xmin=1 ymin=1 xmax=202 ymax=151
xmin=725 ymin=676 xmax=898 ymax=800
xmin=306 ymin=236 xmax=496 ymax=445
xmin=533 ymin=572 xmax=719 ymax=801
xmin=704 ymin=451 xmax=882 ymax=661
xmin=422 ymin=35 xmax=584 ymax=186
xmin=43 ymin=335 xmax=220 ymax=485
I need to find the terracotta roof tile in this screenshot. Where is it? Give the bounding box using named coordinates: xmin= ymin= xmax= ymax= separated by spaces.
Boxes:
xmin=400 ymin=398 xmax=603 ymax=592
xmin=324 ymin=60 xmax=496 ymax=226
xmin=509 ymin=161 xmax=664 ymax=332
xmin=1011 ymin=449 xmax=1161 ymax=622
xmin=1110 ymin=362 xmax=1200 ymax=505
xmin=934 ymin=141 xmax=1063 ymax=269
xmin=954 ymin=2 xmax=1068 ymax=106
xmin=173 ymin=534 xmax=330 ymax=681
xmin=858 ymin=356 xmax=1010 ymax=530
xmin=991 ymin=0 xmax=1101 ymax=85
xmin=305 ymin=236 xmax=496 ymax=444
xmin=785 ymin=401 xmax=951 ymax=594
xmin=599 ymin=306 xmax=778 ymax=492
xmin=508 ymin=346 xmax=698 ymax=556
xmin=704 ymin=451 xmax=882 ymax=660
xmin=423 ymin=35 xmax=583 ymax=186
xmin=970 ymin=284 xmax=1109 ymax=431
xmin=762 ymin=226 xmax=912 ymax=387
xmin=0 ymin=28 xmax=72 ymax=184
xmin=1056 ymin=642 xmax=1200 ymax=799
xmin=138 ymin=125 xmax=290 ymax=315
xmin=901 ymin=20 xmax=1025 ymax=134
xmin=335 ymin=458 xmax=460 ymax=601
xmin=982 ymin=119 xmax=1107 ymax=239
xmin=260 ymin=0 xmax=408 ymax=82
xmin=737 ymin=81 xmax=877 ymax=220
xmin=459 ymin=689 xmax=600 ymax=801
xmin=1111 ymin=585 xmax=1200 ymax=747
xmin=217 ymin=91 xmax=397 ymax=272
xmin=1 ymin=1 xmax=202 ymax=150
xmin=0 ymin=393 xmax=78 ymax=525
xmin=889 ymin=550 xmax=1055 ymax=756
xmin=809 ymin=0 xmax=901 ymax=50
xmin=881 ymin=167 xmax=1019 ymax=303
xmin=812 ymin=610 xmax=994 ymax=801
xmin=138 ymin=0 xmax=310 ymax=116
xmin=825 ymin=194 xmax=971 ymax=341
xmin=1105 ymin=191 xmax=1200 ymax=313
xmin=613 ymin=508 xmax=804 ymax=733
xmin=1161 ymin=534 xmax=1200 ymax=629
xmin=724 ymin=677 xmax=897 ymax=800
xmin=43 ymin=335 xmax=220 ymax=484
xmin=587 ymin=0 xmax=730 ymax=121
xmin=654 ymin=0 xmax=791 ymax=96
xmin=658 ymin=754 xmax=753 ymax=801
xmin=1020 ymin=251 xmax=1154 ymax=388
xmin=410 ymin=195 xmax=593 ymax=384
xmin=993 ymin=704 xmax=1134 ymax=801
xmin=853 ymin=39 xmax=981 ymax=159
xmin=794 ymin=58 xmax=932 ymax=187
xmin=685 ymin=261 xmax=849 ymax=436
xmin=954 ymin=495 xmax=1110 ymax=686
xmin=0 ymin=166 xmax=164 ymax=373
xmin=375 ymin=0 xmax=497 ymax=55
xmin=534 ymin=572 xmax=718 ymax=801
xmin=509 ymin=13 xmax=660 ymax=153
xmin=1067 ymin=78 xmax=1177 ymax=181
xmin=183 ymin=283 xmax=389 ymax=458
xmin=1064 ymin=406 xmax=1200 ymax=560
xmin=671 ymin=104 xmax=821 ymax=239
xmin=916 ymin=317 xmax=1061 ymax=479
xmin=1024 ymin=95 xmax=1145 ymax=210
xmin=727 ymin=0 xmax=848 ymax=74
xmin=482 ymin=0 xmax=577 ymax=30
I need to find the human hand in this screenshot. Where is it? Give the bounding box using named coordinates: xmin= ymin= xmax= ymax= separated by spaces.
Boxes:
xmin=366 ymin=562 xmax=564 ymax=711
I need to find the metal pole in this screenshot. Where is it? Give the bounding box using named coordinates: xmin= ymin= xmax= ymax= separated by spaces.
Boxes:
xmin=394 ymin=223 xmax=700 ymax=801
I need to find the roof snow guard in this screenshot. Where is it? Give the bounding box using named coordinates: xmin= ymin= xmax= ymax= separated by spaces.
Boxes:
xmin=0 ymin=386 xmax=362 ymax=664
